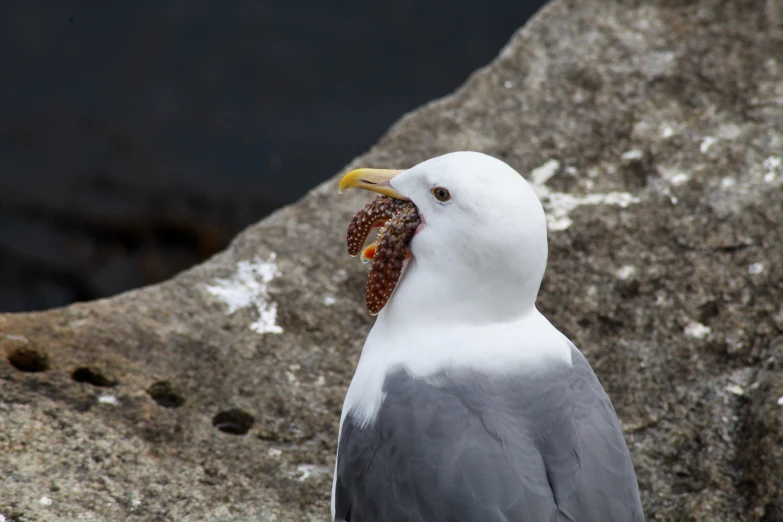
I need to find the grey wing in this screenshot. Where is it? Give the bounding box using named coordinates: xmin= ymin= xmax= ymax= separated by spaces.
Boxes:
xmin=471 ymin=346 xmax=644 ymax=522
xmin=334 ymin=357 xmax=644 ymax=522
xmin=548 ymin=344 xmax=645 ymax=521
xmin=334 ymin=370 xmax=560 ymax=522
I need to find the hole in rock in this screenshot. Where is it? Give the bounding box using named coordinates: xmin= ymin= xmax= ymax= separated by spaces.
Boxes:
xmin=212 ymin=408 xmax=254 ymax=435
xmin=71 ymin=367 xmax=116 ymax=387
xmin=147 ymin=381 xmax=186 ymax=408
xmin=8 ymin=347 xmax=50 ymax=372
xmin=699 ymin=300 xmax=720 ymax=324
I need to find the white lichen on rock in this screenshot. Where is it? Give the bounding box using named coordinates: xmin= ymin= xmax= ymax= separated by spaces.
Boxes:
xmin=295 ymin=464 xmax=330 ymax=482
xmin=684 ymin=321 xmax=711 ymax=339
xmin=658 ymin=166 xmax=690 ymax=187
xmin=616 ymin=265 xmax=637 ymax=280
xmin=725 ymin=384 xmax=745 ymax=396
xmin=206 ymin=253 xmax=283 ymax=334
xmin=763 ymin=156 xmax=782 ymax=182
xmin=98 ymin=395 xmax=118 ymax=406
xmin=700 ymin=136 xmax=717 ymax=153
xmin=621 ymin=149 xmax=644 ymax=161
xmin=530 ymin=159 xmax=640 ymax=231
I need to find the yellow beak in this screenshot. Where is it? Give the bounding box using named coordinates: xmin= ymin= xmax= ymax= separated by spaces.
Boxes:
xmin=338 ymin=168 xmax=408 ymax=200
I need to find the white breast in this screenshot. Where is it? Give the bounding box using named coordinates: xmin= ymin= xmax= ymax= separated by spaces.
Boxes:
xmin=340 ymin=308 xmax=573 ymax=429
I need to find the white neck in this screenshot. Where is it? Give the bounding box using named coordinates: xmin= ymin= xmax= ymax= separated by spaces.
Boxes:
xmin=377 ymin=252 xmax=544 ymax=328
xmin=341 ymin=308 xmax=572 ymax=428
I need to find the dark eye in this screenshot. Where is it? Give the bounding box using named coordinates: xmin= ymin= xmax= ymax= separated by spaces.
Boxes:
xmin=431 ymin=186 xmax=451 ymax=202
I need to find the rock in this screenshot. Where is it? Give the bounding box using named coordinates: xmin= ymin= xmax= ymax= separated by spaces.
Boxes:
xmin=2 ymin=0 xmax=782 ymax=520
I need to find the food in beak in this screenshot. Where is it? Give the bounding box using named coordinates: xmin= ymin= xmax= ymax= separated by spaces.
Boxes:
xmin=346 ymin=195 xmax=420 ymax=315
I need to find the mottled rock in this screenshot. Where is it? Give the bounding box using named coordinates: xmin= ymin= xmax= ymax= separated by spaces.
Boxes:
xmin=2 ymin=0 xmax=783 ymax=520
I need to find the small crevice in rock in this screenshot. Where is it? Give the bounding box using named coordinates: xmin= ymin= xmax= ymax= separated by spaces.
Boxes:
xmin=212 ymin=408 xmax=254 ymax=435
xmin=147 ymin=381 xmax=186 ymax=408
xmin=615 ymin=278 xmax=641 ymax=299
xmin=7 ymin=347 xmax=50 ymax=372
xmin=699 ymin=299 xmax=721 ymax=324
xmin=71 ymin=367 xmax=117 ymax=387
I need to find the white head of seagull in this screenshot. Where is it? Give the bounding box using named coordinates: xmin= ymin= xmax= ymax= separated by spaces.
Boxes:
xmin=338 ymin=152 xmax=570 ymax=426
xmin=343 ymin=151 xmax=549 ymax=326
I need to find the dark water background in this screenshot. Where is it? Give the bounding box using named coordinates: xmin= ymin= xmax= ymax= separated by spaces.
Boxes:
xmin=0 ymin=1 xmax=546 ymax=313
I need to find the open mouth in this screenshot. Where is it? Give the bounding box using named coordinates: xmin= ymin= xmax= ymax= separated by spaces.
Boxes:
xmin=346 ymin=195 xmax=420 ymax=315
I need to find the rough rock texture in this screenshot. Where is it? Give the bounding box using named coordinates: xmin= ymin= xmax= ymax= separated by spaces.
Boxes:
xmin=2 ymin=0 xmax=783 ymax=520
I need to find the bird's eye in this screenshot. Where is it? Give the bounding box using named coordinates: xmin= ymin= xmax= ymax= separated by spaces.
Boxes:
xmin=431 ymin=186 xmax=451 ymax=202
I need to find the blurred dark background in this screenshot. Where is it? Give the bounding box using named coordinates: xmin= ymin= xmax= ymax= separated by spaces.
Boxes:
xmin=0 ymin=1 xmax=546 ymax=313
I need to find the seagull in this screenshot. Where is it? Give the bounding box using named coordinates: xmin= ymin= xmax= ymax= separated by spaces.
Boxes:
xmin=332 ymin=151 xmax=645 ymax=522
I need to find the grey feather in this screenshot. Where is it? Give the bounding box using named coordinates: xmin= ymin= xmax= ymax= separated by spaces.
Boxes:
xmin=334 ymin=345 xmax=644 ymax=522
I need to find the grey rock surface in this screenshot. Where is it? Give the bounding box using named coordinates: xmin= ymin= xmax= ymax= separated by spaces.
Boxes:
xmin=2 ymin=0 xmax=783 ymax=520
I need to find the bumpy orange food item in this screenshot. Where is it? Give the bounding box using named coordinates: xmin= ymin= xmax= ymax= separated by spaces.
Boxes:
xmin=346 ymin=196 xmax=421 ymax=314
